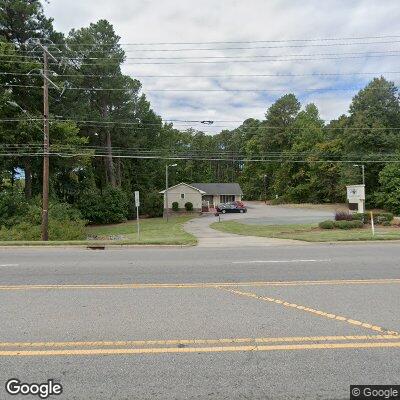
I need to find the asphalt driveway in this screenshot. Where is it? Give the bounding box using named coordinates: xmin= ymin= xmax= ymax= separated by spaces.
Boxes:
xmin=184 ymin=202 xmax=335 ymax=247
xmin=239 ymin=202 xmax=334 ymax=225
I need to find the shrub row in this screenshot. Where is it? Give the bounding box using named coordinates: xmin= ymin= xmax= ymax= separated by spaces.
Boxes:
xmin=319 ymin=220 xmax=364 ymax=230
xmin=172 ymin=202 xmax=193 ymax=212
xmin=352 ymin=212 xmax=394 ymax=224
xmin=335 ymin=211 xmax=393 ymax=224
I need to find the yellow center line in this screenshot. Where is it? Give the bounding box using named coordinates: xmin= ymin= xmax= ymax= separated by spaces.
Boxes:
xmin=218 ymin=287 xmax=400 ymax=336
xmin=0 ymin=334 xmax=398 ymax=349
xmin=2 ymin=341 xmax=400 ymax=356
xmin=0 ymin=278 xmax=399 ymax=291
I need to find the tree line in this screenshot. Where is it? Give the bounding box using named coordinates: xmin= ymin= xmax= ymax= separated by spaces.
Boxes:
xmin=1 ymin=0 xmax=400 ymax=231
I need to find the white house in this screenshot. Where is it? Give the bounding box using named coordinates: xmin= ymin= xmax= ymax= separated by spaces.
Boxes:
xmin=160 ymin=182 xmax=243 ymax=211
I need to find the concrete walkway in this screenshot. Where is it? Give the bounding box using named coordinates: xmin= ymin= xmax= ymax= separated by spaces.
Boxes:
xmin=184 ymin=215 xmax=305 ymax=248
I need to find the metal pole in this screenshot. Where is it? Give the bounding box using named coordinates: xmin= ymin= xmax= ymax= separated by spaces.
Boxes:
xmin=361 ymin=165 xmax=365 ymax=186
xmin=41 ymin=48 xmax=49 ymax=241
xmin=165 ymin=164 xmax=169 ymax=222
xmin=136 ymin=206 xmax=140 ymax=239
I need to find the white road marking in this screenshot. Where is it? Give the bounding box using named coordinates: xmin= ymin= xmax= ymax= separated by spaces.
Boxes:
xmin=232 ymin=259 xmax=331 ymax=264
xmin=0 ymin=264 xmax=19 ymax=267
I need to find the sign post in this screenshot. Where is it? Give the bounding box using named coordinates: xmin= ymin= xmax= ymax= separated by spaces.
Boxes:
xmin=370 ymin=211 xmax=375 ymax=236
xmin=134 ymin=191 xmax=140 ymax=240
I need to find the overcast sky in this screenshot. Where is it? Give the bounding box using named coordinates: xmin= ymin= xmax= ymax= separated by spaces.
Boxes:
xmin=43 ymin=0 xmax=400 ymax=133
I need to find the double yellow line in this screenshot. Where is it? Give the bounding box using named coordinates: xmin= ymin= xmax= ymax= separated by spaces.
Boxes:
xmin=0 ymin=278 xmax=399 ymax=291
xmin=1 ymin=335 xmax=399 ymax=357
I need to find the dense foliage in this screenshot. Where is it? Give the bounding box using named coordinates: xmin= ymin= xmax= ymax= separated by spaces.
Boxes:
xmin=77 ymin=186 xmax=128 ymax=224
xmin=0 ymin=192 xmax=86 ymax=240
xmin=1 ymin=0 xmax=400 ymax=234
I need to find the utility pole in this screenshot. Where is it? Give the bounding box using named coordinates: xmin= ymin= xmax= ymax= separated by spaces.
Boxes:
xmin=29 ymin=40 xmax=61 ymax=241
xmin=42 ymin=47 xmax=50 ymax=241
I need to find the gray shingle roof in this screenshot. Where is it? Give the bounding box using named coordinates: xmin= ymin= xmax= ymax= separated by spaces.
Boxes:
xmin=190 ymin=183 xmax=243 ymax=195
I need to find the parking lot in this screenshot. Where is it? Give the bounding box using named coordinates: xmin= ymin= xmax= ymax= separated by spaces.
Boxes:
xmin=184 ymin=202 xmax=335 ymax=246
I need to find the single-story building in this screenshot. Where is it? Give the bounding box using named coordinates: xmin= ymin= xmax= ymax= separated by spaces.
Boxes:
xmin=160 ymin=182 xmax=243 ymax=211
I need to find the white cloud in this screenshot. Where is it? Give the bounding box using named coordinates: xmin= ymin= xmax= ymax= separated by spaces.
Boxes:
xmin=43 ymin=0 xmax=400 ymax=133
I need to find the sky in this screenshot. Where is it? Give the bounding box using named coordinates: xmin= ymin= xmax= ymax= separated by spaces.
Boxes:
xmin=43 ymin=0 xmax=400 ymax=133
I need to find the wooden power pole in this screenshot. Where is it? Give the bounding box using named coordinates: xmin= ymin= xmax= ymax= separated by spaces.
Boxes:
xmin=41 ymin=47 xmax=50 ymax=241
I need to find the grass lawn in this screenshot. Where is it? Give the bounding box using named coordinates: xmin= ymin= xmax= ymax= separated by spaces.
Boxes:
xmin=210 ymin=221 xmax=400 ymax=242
xmin=0 ymin=216 xmax=197 ymax=246
xmin=86 ymin=216 xmax=197 ymax=245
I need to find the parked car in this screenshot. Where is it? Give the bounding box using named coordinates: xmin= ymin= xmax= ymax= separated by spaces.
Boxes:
xmin=232 ymin=200 xmax=245 ymax=208
xmin=216 ymin=202 xmax=247 ymax=213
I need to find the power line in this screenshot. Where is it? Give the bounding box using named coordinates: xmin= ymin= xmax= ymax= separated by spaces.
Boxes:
xmin=4 ymin=52 xmax=400 ymax=65
xmin=0 ymin=83 xmax=370 ymax=92
xmin=2 ymin=71 xmax=400 ymax=79
xmin=16 ymin=39 xmax=400 ymax=53
xmin=1 ymin=150 xmax=399 ymax=163
xmin=3 ymin=144 xmax=400 ymax=158
xmin=43 ymin=34 xmax=400 ymax=46
xmin=5 ymin=49 xmax=400 ymax=61
xmin=5 ymin=118 xmax=400 ymax=130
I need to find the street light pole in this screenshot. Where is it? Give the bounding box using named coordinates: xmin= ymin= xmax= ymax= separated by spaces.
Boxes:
xmin=165 ymin=164 xmax=169 ymax=222
xmin=361 ymin=165 xmax=365 ymax=186
xmin=353 ymin=164 xmax=365 ymax=186
xmin=165 ymin=163 xmax=177 ymax=222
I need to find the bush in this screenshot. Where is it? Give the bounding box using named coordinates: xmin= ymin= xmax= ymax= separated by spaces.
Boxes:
xmin=142 ymin=190 xmax=163 ymax=218
xmin=100 ymin=186 xmax=129 ymax=224
xmin=48 ymin=219 xmax=86 ymax=240
xmin=375 ymin=212 xmax=394 ymax=223
xmin=354 ymin=212 xmax=393 ymax=225
xmin=0 ymin=190 xmax=29 ymax=228
xmin=352 ymin=213 xmax=365 ymax=221
xmin=319 ymin=220 xmax=364 ymax=230
xmin=270 ymin=197 xmax=287 ymax=205
xmin=319 ymin=220 xmax=335 ymax=229
xmin=0 ymin=193 xmax=86 ymax=241
xmin=334 ymin=220 xmax=364 ymax=230
xmin=0 ymin=219 xmax=86 ymax=241
xmin=184 ymin=202 xmax=193 ymax=211
xmin=335 ymin=211 xmax=353 ymax=221
xmin=172 ymin=202 xmax=179 ymax=212
xmin=22 ymin=198 xmax=83 ymax=226
xmin=78 ymin=186 xmax=128 ymax=224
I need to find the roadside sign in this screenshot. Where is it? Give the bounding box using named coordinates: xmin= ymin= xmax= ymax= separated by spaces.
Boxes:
xmin=134 ymin=191 xmax=140 ymax=207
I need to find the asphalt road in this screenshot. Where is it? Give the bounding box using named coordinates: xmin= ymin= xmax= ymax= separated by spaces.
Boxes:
xmin=0 ymin=243 xmax=399 ymax=399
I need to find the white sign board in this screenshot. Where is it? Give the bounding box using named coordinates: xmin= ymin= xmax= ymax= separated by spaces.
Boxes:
xmin=134 ymin=191 xmax=140 ymax=207
xmin=346 ymin=185 xmax=365 ymax=203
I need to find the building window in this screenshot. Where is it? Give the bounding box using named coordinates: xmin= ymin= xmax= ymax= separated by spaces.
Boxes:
xmin=220 ymin=195 xmax=235 ymax=203
xmin=181 ymin=193 xmax=185 ymax=199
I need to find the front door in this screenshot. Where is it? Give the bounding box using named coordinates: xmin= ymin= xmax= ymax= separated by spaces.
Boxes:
xmin=202 ymin=195 xmax=214 ymax=207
